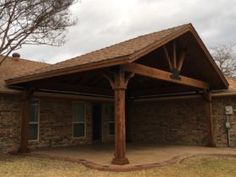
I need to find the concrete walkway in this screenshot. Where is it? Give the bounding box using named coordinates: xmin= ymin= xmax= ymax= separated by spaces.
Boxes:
xmin=32 ymin=144 xmax=236 ymax=171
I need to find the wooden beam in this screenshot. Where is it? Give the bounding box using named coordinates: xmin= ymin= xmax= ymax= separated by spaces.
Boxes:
xmin=32 ymin=82 xmax=113 ymax=96
xmin=34 ymin=90 xmax=113 ymax=102
xmin=172 ymin=41 xmax=177 ymax=69
xmin=202 ymin=91 xmax=215 ymax=147
xmin=177 ymin=51 xmax=186 ymax=72
xmin=123 ymin=63 xmax=209 ymax=89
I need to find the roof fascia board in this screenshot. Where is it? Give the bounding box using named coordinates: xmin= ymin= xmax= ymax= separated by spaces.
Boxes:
xmin=128 ymin=27 xmax=190 ymax=62
xmin=6 ymin=55 xmax=130 ymax=85
xmin=187 ymin=24 xmax=229 ymax=88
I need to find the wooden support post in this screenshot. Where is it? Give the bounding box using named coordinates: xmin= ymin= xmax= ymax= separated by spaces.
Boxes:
xmin=202 ymin=91 xmax=215 ymax=147
xmin=18 ymin=89 xmax=33 ymax=153
xmin=104 ymin=68 xmax=134 ymax=165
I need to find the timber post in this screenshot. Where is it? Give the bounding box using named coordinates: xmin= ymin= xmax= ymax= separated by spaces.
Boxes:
xmin=202 ymin=90 xmax=216 ymax=147
xmin=18 ymin=88 xmax=33 ymax=153
xmin=104 ymin=67 xmax=134 ymax=165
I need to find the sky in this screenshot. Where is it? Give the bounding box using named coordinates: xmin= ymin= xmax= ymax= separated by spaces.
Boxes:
xmin=18 ymin=0 xmax=236 ymax=63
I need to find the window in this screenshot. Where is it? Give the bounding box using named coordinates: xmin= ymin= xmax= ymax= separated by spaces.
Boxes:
xmin=28 ymin=99 xmax=40 ymax=141
xmin=105 ymin=104 xmax=114 ymax=135
xmin=72 ymin=102 xmax=86 ymax=138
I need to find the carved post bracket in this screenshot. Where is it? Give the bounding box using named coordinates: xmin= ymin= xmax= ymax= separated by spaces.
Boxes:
xmin=104 ymin=70 xmax=135 ymax=90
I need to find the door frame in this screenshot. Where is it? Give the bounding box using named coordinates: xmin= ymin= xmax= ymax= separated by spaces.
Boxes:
xmin=92 ymin=103 xmax=102 ymax=142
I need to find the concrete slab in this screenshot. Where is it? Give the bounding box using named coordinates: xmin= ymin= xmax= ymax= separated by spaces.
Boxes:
xmin=31 ymin=144 xmax=236 ymax=171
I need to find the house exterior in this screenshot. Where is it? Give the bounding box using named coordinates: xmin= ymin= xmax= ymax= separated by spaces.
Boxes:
xmin=0 ymin=23 xmax=236 ymax=165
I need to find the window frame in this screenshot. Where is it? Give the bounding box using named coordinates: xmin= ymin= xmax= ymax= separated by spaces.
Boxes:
xmin=28 ymin=99 xmax=40 ymax=142
xmin=72 ymin=102 xmax=86 ymax=138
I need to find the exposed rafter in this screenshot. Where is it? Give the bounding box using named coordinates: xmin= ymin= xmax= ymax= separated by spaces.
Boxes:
xmin=177 ymin=51 xmax=186 ymax=72
xmin=163 ymin=41 xmax=187 ymax=80
xmin=163 ymin=45 xmax=173 ymax=71
xmin=172 ymin=41 xmax=177 ymax=69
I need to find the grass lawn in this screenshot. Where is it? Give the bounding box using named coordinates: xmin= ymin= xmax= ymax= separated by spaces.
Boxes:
xmin=0 ymin=154 xmax=236 ymax=177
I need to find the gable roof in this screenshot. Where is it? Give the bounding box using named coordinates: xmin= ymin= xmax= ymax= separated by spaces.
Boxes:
xmin=6 ymin=23 xmax=228 ymax=90
xmin=0 ymin=56 xmax=49 ymax=93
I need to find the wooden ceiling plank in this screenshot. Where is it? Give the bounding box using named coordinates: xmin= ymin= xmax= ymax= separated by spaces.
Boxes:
xmin=123 ymin=63 xmax=209 ymax=89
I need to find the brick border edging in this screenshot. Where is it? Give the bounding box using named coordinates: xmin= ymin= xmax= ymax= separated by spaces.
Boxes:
xmin=23 ymin=153 xmax=236 ymax=172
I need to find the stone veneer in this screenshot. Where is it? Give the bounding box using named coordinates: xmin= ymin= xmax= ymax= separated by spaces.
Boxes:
xmin=0 ymin=95 xmax=93 ymax=152
xmin=29 ymin=98 xmax=93 ymax=149
xmin=0 ymin=93 xmax=236 ymax=153
xmin=213 ymin=96 xmax=236 ymax=147
xmin=127 ymin=96 xmax=236 ymax=147
xmin=0 ymin=94 xmax=21 ymax=152
xmin=127 ymin=98 xmax=208 ymax=145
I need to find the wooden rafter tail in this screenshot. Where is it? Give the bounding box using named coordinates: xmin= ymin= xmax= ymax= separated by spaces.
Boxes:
xmin=163 ymin=45 xmax=173 ymax=71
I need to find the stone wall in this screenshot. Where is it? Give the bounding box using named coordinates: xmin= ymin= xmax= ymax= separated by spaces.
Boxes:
xmin=212 ymin=96 xmax=236 ymax=147
xmin=0 ymin=95 xmax=93 ymax=152
xmin=29 ymin=98 xmax=93 ymax=149
xmin=127 ymin=96 xmax=236 ymax=147
xmin=127 ymin=98 xmax=209 ymax=146
xmin=1 ymin=93 xmax=236 ymax=153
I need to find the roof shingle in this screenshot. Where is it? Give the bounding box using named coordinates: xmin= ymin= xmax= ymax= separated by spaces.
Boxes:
xmin=7 ymin=23 xmax=191 ymax=80
xmin=0 ymin=56 xmax=49 ymax=93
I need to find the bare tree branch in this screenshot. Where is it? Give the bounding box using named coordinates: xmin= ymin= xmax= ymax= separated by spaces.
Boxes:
xmin=211 ymin=44 xmax=236 ymax=78
xmin=0 ymin=0 xmax=77 ymax=63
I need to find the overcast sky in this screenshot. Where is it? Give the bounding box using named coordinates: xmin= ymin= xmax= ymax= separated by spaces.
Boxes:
xmin=18 ymin=0 xmax=236 ymax=63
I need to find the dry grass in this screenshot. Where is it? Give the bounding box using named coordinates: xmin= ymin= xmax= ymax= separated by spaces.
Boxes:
xmin=0 ymin=154 xmax=235 ymax=177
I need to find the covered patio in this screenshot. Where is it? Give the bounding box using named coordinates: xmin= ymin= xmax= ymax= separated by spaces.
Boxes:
xmin=6 ymin=24 xmax=228 ymax=165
